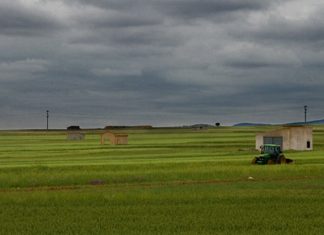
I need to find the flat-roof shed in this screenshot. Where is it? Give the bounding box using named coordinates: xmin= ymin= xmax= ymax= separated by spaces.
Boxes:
xmin=100 ymin=131 xmax=128 ymax=145
xmin=256 ymin=126 xmax=313 ymax=151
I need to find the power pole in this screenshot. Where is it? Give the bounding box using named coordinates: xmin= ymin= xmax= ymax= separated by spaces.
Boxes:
xmin=46 ymin=110 xmax=49 ymax=130
xmin=304 ymin=105 xmax=308 ymax=124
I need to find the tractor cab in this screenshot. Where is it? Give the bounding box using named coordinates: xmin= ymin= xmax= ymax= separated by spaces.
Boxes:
xmin=252 ymin=144 xmax=292 ymax=165
xmin=260 ymin=144 xmax=282 ymax=156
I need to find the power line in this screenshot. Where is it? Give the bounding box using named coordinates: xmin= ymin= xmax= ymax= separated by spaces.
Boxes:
xmin=304 ymin=105 xmax=308 ymax=124
xmin=46 ymin=110 xmax=49 ymax=130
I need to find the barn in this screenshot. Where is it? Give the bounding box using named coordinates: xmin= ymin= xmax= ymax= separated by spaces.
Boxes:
xmin=256 ymin=126 xmax=313 ymax=151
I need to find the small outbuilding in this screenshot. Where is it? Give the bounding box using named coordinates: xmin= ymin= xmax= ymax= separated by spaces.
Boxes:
xmin=67 ymin=132 xmax=85 ymax=141
xmin=100 ymin=131 xmax=128 ymax=145
xmin=256 ymin=125 xmax=313 ymax=151
xmin=67 ymin=125 xmax=81 ymax=131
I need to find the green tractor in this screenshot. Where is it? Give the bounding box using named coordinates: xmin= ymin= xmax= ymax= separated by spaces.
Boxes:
xmin=252 ymin=144 xmax=293 ymax=165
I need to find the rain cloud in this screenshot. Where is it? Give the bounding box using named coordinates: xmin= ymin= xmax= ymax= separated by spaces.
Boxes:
xmin=0 ymin=0 xmax=323 ymax=129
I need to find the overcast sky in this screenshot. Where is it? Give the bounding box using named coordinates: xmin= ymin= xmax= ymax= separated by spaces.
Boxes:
xmin=0 ymin=0 xmax=323 ymax=129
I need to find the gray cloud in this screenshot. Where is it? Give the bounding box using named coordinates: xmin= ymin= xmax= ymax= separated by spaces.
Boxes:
xmin=155 ymin=0 xmax=272 ymax=20
xmin=72 ymin=0 xmax=272 ymax=18
xmin=0 ymin=1 xmax=63 ymax=36
xmin=0 ymin=59 xmax=49 ymax=80
xmin=0 ymin=0 xmax=324 ymax=129
xmin=234 ymin=14 xmax=324 ymax=43
xmin=78 ymin=14 xmax=163 ymax=29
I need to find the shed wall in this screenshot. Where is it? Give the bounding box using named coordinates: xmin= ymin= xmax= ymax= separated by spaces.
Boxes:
xmin=256 ymin=129 xmax=289 ymax=151
xmin=116 ymin=136 xmax=128 ymax=145
xmin=101 ymin=132 xmax=128 ymax=145
xmin=256 ymin=126 xmax=313 ymax=151
xmin=289 ymin=127 xmax=313 ymax=150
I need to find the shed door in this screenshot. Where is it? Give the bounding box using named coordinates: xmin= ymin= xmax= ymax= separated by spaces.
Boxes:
xmin=264 ymin=137 xmax=283 ymax=148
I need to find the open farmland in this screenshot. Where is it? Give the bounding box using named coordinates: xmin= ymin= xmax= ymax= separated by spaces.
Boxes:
xmin=0 ymin=126 xmax=324 ymax=235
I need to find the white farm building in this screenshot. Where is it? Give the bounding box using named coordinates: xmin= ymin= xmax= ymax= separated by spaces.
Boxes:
xmin=256 ymin=126 xmax=313 ymax=151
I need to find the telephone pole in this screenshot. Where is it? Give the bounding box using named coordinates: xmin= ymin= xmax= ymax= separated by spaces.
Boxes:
xmin=304 ymin=105 xmax=308 ymax=124
xmin=46 ymin=110 xmax=49 ymax=130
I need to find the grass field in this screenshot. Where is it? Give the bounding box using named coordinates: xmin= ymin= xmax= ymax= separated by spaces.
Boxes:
xmin=0 ymin=126 xmax=323 ymax=234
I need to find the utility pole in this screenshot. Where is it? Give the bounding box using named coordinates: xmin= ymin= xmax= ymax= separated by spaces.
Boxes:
xmin=304 ymin=105 xmax=308 ymax=124
xmin=46 ymin=110 xmax=49 ymax=130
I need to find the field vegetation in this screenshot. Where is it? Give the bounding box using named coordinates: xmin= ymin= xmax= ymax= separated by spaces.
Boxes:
xmin=0 ymin=126 xmax=323 ymax=234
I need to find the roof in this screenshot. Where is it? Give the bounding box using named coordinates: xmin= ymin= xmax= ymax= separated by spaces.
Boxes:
xmin=257 ymin=125 xmax=312 ymax=135
xmin=282 ymin=124 xmax=312 ymax=128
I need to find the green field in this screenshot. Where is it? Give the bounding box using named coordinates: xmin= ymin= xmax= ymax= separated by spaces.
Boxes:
xmin=0 ymin=126 xmax=323 ymax=235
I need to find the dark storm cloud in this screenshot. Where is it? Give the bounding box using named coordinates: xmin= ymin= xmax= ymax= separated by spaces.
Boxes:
xmin=234 ymin=14 xmax=324 ymax=43
xmin=68 ymin=0 xmax=141 ymax=10
xmin=0 ymin=1 xmax=63 ymax=36
xmin=155 ymin=0 xmax=271 ymax=19
xmin=225 ymin=61 xmax=288 ymax=69
xmin=70 ymin=28 xmax=180 ymax=47
xmin=109 ymin=29 xmax=180 ymax=46
xmin=72 ymin=0 xmax=271 ymax=17
xmin=256 ymin=22 xmax=324 ymax=42
xmin=1 ymin=0 xmax=324 ymax=129
xmin=226 ymin=2 xmax=324 ymax=48
xmin=78 ymin=14 xmax=163 ymax=29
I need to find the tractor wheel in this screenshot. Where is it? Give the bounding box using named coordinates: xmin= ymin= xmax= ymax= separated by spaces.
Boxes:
xmin=285 ymin=158 xmax=294 ymax=164
xmin=279 ymin=155 xmax=286 ymax=164
xmin=251 ymin=157 xmax=257 ymax=164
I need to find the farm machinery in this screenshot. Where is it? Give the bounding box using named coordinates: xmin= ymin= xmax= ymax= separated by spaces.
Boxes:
xmin=252 ymin=144 xmax=293 ymax=165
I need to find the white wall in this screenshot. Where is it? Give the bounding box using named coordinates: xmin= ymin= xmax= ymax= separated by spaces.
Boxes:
xmin=255 ymin=127 xmax=313 ymax=151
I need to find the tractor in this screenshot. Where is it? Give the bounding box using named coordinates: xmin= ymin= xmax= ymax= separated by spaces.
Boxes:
xmin=252 ymin=144 xmax=293 ymax=165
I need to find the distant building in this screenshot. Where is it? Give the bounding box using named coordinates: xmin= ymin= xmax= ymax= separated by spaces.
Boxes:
xmin=256 ymin=126 xmax=313 ymax=151
xmin=101 ymin=131 xmax=128 ymax=145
